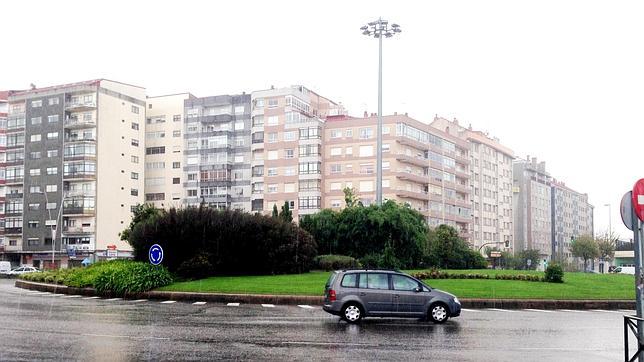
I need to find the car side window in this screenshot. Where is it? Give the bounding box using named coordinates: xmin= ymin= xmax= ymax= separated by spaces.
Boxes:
xmin=364 ymin=273 xmax=389 ymax=290
xmin=358 ymin=273 xmax=367 ymax=288
xmin=341 ymin=273 xmax=358 ymax=288
xmin=392 ymin=275 xmax=419 ymax=291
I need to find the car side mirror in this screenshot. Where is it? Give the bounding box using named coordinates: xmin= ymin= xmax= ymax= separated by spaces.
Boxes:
xmin=414 ymin=287 xmax=422 ymax=293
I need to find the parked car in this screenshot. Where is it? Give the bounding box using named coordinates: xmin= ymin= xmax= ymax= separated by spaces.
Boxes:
xmin=614 ymin=266 xmax=635 ymax=275
xmin=0 ymin=261 xmax=11 ymax=274
xmin=323 ymin=269 xmax=461 ymax=324
xmin=6 ymin=266 xmax=40 ymax=276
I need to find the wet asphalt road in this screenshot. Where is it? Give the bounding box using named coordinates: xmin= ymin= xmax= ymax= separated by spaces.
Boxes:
xmin=0 ymin=279 xmax=633 ymax=361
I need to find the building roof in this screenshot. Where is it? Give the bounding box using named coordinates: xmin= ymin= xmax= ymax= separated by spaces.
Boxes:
xmin=8 ymin=78 xmax=146 ymax=98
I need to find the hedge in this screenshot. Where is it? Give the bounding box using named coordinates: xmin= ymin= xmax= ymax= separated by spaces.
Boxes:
xmin=411 ymin=270 xmax=544 ymax=282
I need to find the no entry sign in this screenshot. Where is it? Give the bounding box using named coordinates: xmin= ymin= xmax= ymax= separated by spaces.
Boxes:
xmin=633 ymin=179 xmax=644 ymax=222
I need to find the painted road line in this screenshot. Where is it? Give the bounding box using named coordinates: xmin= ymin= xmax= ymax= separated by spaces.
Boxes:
xmin=591 ymin=309 xmax=621 ymax=313
xmin=160 ymin=300 xmax=176 ymax=304
xmin=298 ymin=305 xmax=315 ymax=309
xmin=525 ymin=309 xmax=554 ymax=313
xmin=105 ymin=298 xmax=122 ymax=301
xmin=488 ymin=308 xmax=516 ymax=313
xmin=262 ymin=304 xmax=275 ymax=308
xmin=227 ymin=303 xmax=240 ymax=307
xmin=130 ymin=299 xmax=148 ymax=303
xmin=460 ymin=308 xmax=480 ymax=312
xmin=558 ymin=309 xmax=587 ymax=313
xmin=83 ymin=296 xmax=101 ymax=300
xmin=193 ymin=302 xmax=207 ymax=306
xmin=64 ymin=295 xmax=82 ymax=298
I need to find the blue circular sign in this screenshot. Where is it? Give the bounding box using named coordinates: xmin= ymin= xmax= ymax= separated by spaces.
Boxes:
xmin=149 ymin=244 xmax=164 ymax=265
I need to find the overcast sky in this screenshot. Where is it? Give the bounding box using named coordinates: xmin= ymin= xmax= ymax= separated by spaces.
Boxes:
xmin=2 ymin=0 xmax=642 ymax=239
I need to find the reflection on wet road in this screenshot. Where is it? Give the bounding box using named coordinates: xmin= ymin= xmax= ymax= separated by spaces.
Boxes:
xmin=0 ymin=280 xmax=630 ymax=361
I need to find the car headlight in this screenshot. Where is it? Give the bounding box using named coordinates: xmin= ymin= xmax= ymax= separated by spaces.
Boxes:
xmin=453 ymin=297 xmax=460 ymax=305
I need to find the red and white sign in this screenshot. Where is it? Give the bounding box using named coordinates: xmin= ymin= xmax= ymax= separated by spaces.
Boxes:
xmin=106 ymin=244 xmax=117 ymax=250
xmin=633 ymin=179 xmax=644 ymax=222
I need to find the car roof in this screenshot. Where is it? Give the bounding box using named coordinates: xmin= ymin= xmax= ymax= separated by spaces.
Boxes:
xmin=339 ymin=269 xmax=403 ymax=274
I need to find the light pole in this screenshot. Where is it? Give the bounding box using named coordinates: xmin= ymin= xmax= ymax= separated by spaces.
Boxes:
xmin=38 ymin=191 xmax=65 ymax=269
xmin=604 ymin=203 xmax=612 ymax=236
xmin=360 ymin=18 xmax=401 ymax=205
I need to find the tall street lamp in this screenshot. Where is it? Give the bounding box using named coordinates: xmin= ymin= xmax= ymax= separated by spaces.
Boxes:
xmin=604 ymin=203 xmax=612 ymax=236
xmin=360 ymin=18 xmax=401 ymax=205
xmin=37 ymin=191 xmax=65 ymax=269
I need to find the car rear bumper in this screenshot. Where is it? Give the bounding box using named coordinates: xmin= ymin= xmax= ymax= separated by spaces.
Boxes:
xmin=323 ymin=304 xmax=342 ymax=316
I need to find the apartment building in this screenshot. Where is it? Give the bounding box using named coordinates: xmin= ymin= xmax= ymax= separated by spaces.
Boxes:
xmin=323 ymin=113 xmax=472 ymax=239
xmin=0 ymin=92 xmax=7 ymax=262
xmin=5 ymin=80 xmax=145 ymax=268
xmin=183 ymin=94 xmax=252 ymax=210
xmin=144 ymin=93 xmax=194 ymax=209
xmin=431 ymin=117 xmax=514 ymax=252
xmin=513 ymin=157 xmax=552 ymax=260
xmin=551 ymin=180 xmax=594 ymax=262
xmin=250 ymin=86 xmax=340 ymax=220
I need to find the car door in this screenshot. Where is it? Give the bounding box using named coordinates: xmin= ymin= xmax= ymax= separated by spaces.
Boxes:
xmin=391 ymin=274 xmax=426 ymax=316
xmin=358 ymin=273 xmax=393 ymax=315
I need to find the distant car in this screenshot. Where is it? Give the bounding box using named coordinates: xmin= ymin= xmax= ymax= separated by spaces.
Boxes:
xmin=614 ymin=266 xmax=635 ymax=275
xmin=323 ymin=269 xmax=461 ymax=324
xmin=6 ymin=266 xmax=40 ymax=276
xmin=0 ymin=261 xmax=11 ymax=274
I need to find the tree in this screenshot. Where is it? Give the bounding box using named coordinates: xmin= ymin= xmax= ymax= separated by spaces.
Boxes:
xmin=596 ymin=231 xmax=617 ymax=263
xmin=272 ymin=204 xmax=279 ymax=219
xmin=515 ymin=249 xmax=541 ymax=270
xmin=119 ymin=203 xmax=161 ymax=241
xmin=343 ymin=187 xmax=358 ymax=208
xmin=570 ymin=234 xmax=599 ymax=271
xmin=425 ymin=225 xmax=487 ymax=269
xmin=279 ymin=201 xmax=293 ymax=223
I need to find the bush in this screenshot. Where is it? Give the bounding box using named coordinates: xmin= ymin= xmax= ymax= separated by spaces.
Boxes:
xmin=359 ymin=253 xmax=383 ymax=269
xmin=314 ymin=255 xmax=360 ymax=271
xmin=545 ymin=264 xmax=564 ymax=283
xmin=176 ymin=253 xmax=213 ymax=280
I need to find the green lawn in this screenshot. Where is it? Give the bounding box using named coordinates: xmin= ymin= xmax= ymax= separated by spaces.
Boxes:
xmin=158 ymin=269 xmax=635 ymax=300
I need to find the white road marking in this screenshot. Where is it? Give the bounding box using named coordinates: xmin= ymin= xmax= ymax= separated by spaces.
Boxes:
xmin=83 ymin=296 xmax=101 ymax=299
xmin=227 ymin=303 xmax=240 ymax=307
xmin=524 ymin=309 xmax=554 ymax=313
xmin=160 ymin=300 xmax=176 ymax=304
xmin=64 ymin=295 xmax=82 ymax=298
xmin=460 ymin=308 xmax=480 ymax=312
xmin=262 ymin=304 xmax=275 ymax=308
xmin=558 ymin=309 xmax=586 ymax=313
xmin=130 ymin=299 xmax=148 ymax=303
xmin=298 ymin=305 xmax=315 ymax=309
xmin=192 ymin=302 xmax=207 ymax=305
xmin=591 ymin=309 xmax=621 ymax=313
xmin=488 ymin=308 xmax=516 ymax=312
xmin=105 ymin=298 xmax=122 ymax=301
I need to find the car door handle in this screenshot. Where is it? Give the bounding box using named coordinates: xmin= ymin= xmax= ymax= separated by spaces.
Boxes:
xmin=359 ymin=292 xmax=366 ymax=296
xmin=394 ymin=295 xmax=400 ymax=298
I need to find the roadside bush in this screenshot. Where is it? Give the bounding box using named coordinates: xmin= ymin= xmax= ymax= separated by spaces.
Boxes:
xmin=92 ymin=260 xmax=173 ymax=296
xmin=176 ymin=252 xmax=213 ymax=280
xmin=314 ymin=255 xmax=360 ymax=271
xmin=359 ymin=253 xmax=383 ymax=269
xmin=544 ymin=264 xmax=564 ymax=283
xmin=411 ymin=270 xmax=490 ymax=280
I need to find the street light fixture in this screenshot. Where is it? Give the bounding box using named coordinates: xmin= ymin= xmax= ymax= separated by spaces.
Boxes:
xmin=360 ymin=18 xmax=401 ymax=206
xmin=36 ymin=191 xmax=65 ymax=269
xmin=604 ymin=203 xmax=612 ymax=236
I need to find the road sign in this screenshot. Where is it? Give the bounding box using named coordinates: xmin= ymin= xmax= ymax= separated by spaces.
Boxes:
xmin=106 ymin=249 xmax=117 ymax=258
xmin=490 ymin=251 xmax=502 ymax=258
xmin=633 ymin=179 xmax=644 ymax=222
xmin=107 ymin=244 xmax=117 ymax=251
xmin=622 ymin=191 xmax=634 ymax=231
xmin=149 ymin=244 xmax=164 ymax=265
xmin=527 ymin=259 xmax=532 ymax=267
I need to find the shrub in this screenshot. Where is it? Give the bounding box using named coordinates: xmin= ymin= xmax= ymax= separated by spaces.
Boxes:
xmin=359 ymin=253 xmax=382 ymax=269
xmin=314 ymin=255 xmax=360 ymax=271
xmin=545 ymin=264 xmax=564 ymax=283
xmin=176 ymin=253 xmax=213 ymax=280
xmin=92 ymin=260 xmax=173 ymax=296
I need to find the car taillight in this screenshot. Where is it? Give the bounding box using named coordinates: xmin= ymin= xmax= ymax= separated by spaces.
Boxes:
xmin=329 ymin=289 xmax=336 ymax=302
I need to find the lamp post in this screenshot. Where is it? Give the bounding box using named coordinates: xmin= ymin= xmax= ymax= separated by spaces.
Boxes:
xmin=360 ymin=18 xmax=401 ymax=205
xmin=38 ymin=191 xmax=65 ymax=269
xmin=604 ymin=203 xmax=612 ymax=236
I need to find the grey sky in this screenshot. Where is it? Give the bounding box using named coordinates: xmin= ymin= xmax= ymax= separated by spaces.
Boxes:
xmin=2 ymin=0 xmax=642 ymax=239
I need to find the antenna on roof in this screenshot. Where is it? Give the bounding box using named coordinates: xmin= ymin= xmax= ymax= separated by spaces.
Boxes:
xmin=29 ymin=83 xmax=36 ymax=90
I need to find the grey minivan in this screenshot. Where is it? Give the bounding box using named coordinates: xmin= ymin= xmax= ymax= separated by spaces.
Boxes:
xmin=323 ymin=269 xmax=461 ymax=323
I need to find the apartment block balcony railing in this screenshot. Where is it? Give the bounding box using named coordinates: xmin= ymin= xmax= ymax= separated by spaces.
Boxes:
xmin=65 ymin=101 xmax=97 ymax=112
xmin=63 ymin=172 xmax=96 ymax=181
xmin=64 ymin=117 xmax=96 ymax=129
xmin=395 ymin=153 xmax=429 ymax=167
xmin=63 ymin=206 xmax=95 ymax=216
xmin=4 ymin=227 xmax=22 ymax=235
xmin=62 ymin=226 xmax=94 ymax=235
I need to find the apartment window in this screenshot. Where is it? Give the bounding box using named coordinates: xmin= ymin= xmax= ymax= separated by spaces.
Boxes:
xmin=284 ymin=131 xmax=296 ymax=141
xmin=299 ymin=179 xmax=321 ymax=191
xmin=330 ymin=182 xmax=342 ymax=191
xmin=29 ymin=168 xmax=41 ymax=176
xmin=31 ymin=100 xmax=42 ymax=108
xmin=267 ymin=168 xmax=277 ymax=177
xmin=131 ymin=156 xmax=139 ymax=163
xmin=187 ymin=190 xmax=197 ymax=197
xmin=267 ymin=151 xmax=278 ymax=160
xmin=48 ymin=115 xmax=59 ymax=123
xmin=46 ymin=184 xmax=57 ymax=192
xmin=299 ymin=144 xmax=320 ymax=157
xmin=382 ymin=144 xmax=390 ymax=152
xmin=299 ymin=127 xmax=320 ymax=139
xmin=268 ymin=99 xmax=278 ymax=108
xmin=382 ymin=179 xmax=390 ymax=188
xmin=267 ymin=132 xmax=278 ymax=143
xmin=145 ymin=162 xmax=165 ymax=170
xmin=359 ymin=145 xmax=373 ymax=157
xmin=173 ymin=178 xmax=180 ymax=184
xmin=284 ymin=183 xmax=296 ymax=193
xmin=131 ymin=105 xmax=139 ymax=114
xmin=299 ymin=162 xmax=321 ymax=174
xmin=284 ymin=167 xmax=296 ymax=176
xmin=382 ymin=161 xmax=390 ymax=170
xmin=187 ymin=173 xmax=197 ymax=181
xmin=131 ymin=139 xmax=139 ymax=147
xmin=331 ymin=130 xmax=342 ymax=138
xmin=31 ymin=117 xmax=42 ymax=125
xmin=131 ymin=189 xmax=138 ymax=196
xmin=28 ymin=151 xmax=40 ymax=160
xmin=267 ymin=184 xmax=278 ymax=193
xmin=330 ymin=147 xmax=342 ymax=156
xmin=173 ymin=130 xmax=181 ymax=137
xmin=28 ymin=203 xmax=40 ymax=211
xmin=145 ymin=193 xmax=165 ymax=201
xmin=331 ymin=200 xmax=342 ymax=208
xmin=330 ymin=164 xmax=342 ymax=174
xmin=131 ymin=122 xmax=139 ymax=130
xmin=9 ymin=240 xmax=16 ymax=246
xmin=285 ymin=149 xmax=294 ymax=159
xmin=359 ymin=128 xmax=373 ymax=139
xmin=131 ymin=172 xmax=139 ymax=180
xmin=346 ymin=147 xmax=353 ymax=155
xmin=48 ymin=97 xmax=59 ymax=105
xmin=172 ymin=162 xmax=181 ymax=169
xmin=299 ymin=196 xmax=321 ymax=210
xmin=47 ymin=132 xmax=58 ymax=140
xmin=146 ymin=146 xmax=165 ymax=155
xmin=383 ymin=126 xmax=390 ymax=135
xmin=46 ymin=167 xmax=58 ymax=175
xmin=173 ymin=114 xmax=181 ymax=122
xmin=255 ymin=98 xmax=264 ymax=108
xmin=30 ymin=134 xmax=41 ymax=142
xmin=345 ymin=129 xmax=353 ymax=137
xmin=27 ymin=238 xmax=40 ymax=246
xmin=252 ymin=166 xmax=264 ymax=177
xmin=267 ymin=116 xmax=279 ymax=126
xmin=47 ymin=150 xmax=58 ymax=158
xmin=83 ymin=113 xmax=92 ymax=121
xmin=234 ymin=155 xmax=244 ymax=163
xmin=234 ymin=121 xmax=245 ymax=130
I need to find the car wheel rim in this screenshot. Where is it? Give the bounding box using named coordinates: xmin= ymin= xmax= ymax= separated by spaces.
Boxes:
xmin=432 ymin=306 xmax=447 ymax=321
xmin=345 ymin=306 xmax=360 ymax=321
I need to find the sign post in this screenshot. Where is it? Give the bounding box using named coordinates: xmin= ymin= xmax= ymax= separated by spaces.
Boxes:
xmin=149 ymin=244 xmax=164 ymax=266
xmin=623 ymin=180 xmax=644 ymax=361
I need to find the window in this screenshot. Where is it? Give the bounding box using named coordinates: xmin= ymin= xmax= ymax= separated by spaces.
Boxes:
xmin=268 ymin=99 xmax=278 ymax=108
xmin=31 ymin=117 xmax=41 ymax=125
xmin=48 ymin=97 xmax=59 ymax=105
xmin=46 ymin=184 xmax=57 ymax=192
xmin=267 ymin=184 xmax=278 ymax=193
xmin=330 ymin=147 xmax=342 ymax=156
xmin=131 ymin=106 xmax=139 ymax=114
xmin=330 ymin=182 xmax=342 ymax=191
xmin=146 ymin=146 xmax=165 ymax=155
xmin=46 ymin=167 xmax=58 ymax=175
xmin=345 ymin=147 xmax=353 ymax=155
xmin=267 ymin=116 xmax=279 ymax=126
xmin=267 ymin=132 xmax=278 ymax=143
xmin=382 ymin=144 xmax=390 ymax=152
xmin=48 ymin=115 xmax=59 ymax=123
xmin=299 ymin=127 xmax=320 ymax=139
xmin=382 ymin=179 xmax=390 ymax=188
xmin=299 ymin=162 xmax=321 ymax=174
xmin=173 ymin=114 xmax=181 ymax=122
xmin=30 ymin=134 xmax=41 ymax=142
xmin=392 ymin=275 xmax=418 ymax=291
xmin=284 ymin=167 xmax=296 ymax=176
xmin=172 ymin=162 xmax=181 ymax=169
xmin=173 ymin=130 xmax=181 ymax=137
xmin=255 ymin=98 xmax=264 ymax=108
xmin=267 ymin=151 xmax=278 ymax=160
xmin=31 ymin=100 xmax=42 ymax=108
xmin=28 ymin=151 xmax=40 ymax=160
xmin=27 ymin=238 xmax=40 ymax=246
xmin=145 ymin=193 xmax=165 ymax=201
xmin=359 ymin=181 xmax=373 ymax=192
xmin=131 ymin=156 xmax=139 ymax=163
xmin=331 ymin=200 xmax=342 ymax=208
xmin=341 ymin=274 xmax=358 ymax=288
xmin=298 ymin=196 xmax=321 ymax=209
xmin=29 ymin=168 xmax=41 ymax=176
xmin=47 ymin=150 xmax=58 ymax=158
xmin=28 ymin=220 xmax=39 ymax=229
xmin=131 ymin=122 xmax=139 ymax=130
xmin=267 ymin=168 xmax=277 ymax=177
xmin=359 ymin=128 xmax=373 ymax=139
xmin=28 ymin=203 xmax=40 ymax=211
xmin=131 ymin=139 xmax=139 ymax=147
xmin=331 ymin=130 xmax=342 ymax=138
xmin=360 ymin=273 xmax=389 ymax=290
xmin=330 ymin=164 xmax=342 ymax=174
xmin=187 ymin=189 xmax=197 ymax=197
xmin=46 ymin=203 xmax=56 ymax=210
xmin=131 ymin=189 xmax=138 ymax=196
xmin=173 ymin=178 xmax=180 ymax=184
xmin=131 ymin=172 xmax=139 ymax=180
xmin=345 ymin=129 xmax=353 ymax=137
xmin=284 ymin=183 xmax=296 ymax=193
xmin=284 ymin=131 xmax=296 ymax=141
xmin=234 ymin=121 xmax=245 ymax=131
xmin=47 ymin=132 xmax=58 ymax=140
xmin=359 ymin=145 xmax=373 ymax=157
xmin=284 ymin=149 xmax=294 ymax=159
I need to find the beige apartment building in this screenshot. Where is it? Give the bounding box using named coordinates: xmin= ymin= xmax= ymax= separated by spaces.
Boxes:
xmin=250 ymin=86 xmax=342 ymax=220
xmin=4 ymin=80 xmax=145 ymax=268
xmin=551 ymin=180 xmax=594 ymax=263
xmin=144 ymin=93 xmax=194 ymax=209
xmin=431 ymin=117 xmax=515 ymax=252
xmin=323 ymin=113 xmax=472 ymax=239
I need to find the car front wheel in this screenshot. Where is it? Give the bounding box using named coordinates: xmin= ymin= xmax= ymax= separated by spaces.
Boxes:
xmin=342 ymin=303 xmax=363 ymax=323
xmin=429 ymin=303 xmax=449 ymax=324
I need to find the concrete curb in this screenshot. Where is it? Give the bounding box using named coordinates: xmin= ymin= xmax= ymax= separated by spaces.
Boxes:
xmin=14 ymin=280 xmax=635 ymax=309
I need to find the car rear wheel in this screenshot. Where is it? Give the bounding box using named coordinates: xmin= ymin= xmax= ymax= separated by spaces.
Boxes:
xmin=342 ymin=303 xmax=363 ymax=323
xmin=429 ymin=303 xmax=449 ymax=324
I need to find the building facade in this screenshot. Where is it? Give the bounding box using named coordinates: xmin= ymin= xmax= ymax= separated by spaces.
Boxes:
xmin=323 ymin=113 xmax=472 ymax=239
xmin=431 ymin=117 xmax=514 ymax=252
xmin=513 ymin=157 xmax=553 ymax=261
xmin=144 ymin=93 xmax=194 ymax=209
xmin=550 ymin=180 xmax=594 ymax=262
xmin=0 ymin=92 xmax=8 ymax=262
xmin=4 ymin=80 xmax=145 ymax=268
xmin=250 ymin=86 xmax=339 ymax=220
xmin=183 ymin=94 xmax=252 ymax=210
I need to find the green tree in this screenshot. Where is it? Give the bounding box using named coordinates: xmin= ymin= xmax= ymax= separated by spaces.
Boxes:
xmin=272 ymin=204 xmax=279 ymax=219
xmin=279 ymin=201 xmax=293 ymax=223
xmin=119 ymin=203 xmax=161 ymax=241
xmin=570 ymin=234 xmax=599 ymax=271
xmin=596 ymin=231 xmax=617 ymax=267
xmin=425 ymin=225 xmax=487 ymax=269
xmin=343 ymin=187 xmax=358 ymax=208
xmin=515 ymin=249 xmax=542 ymax=270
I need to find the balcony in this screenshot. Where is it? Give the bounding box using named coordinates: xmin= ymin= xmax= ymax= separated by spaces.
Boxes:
xmin=5 ymin=227 xmax=22 ymax=235
xmin=5 ymin=177 xmax=23 ymax=185
xmin=64 ymin=117 xmax=96 ymax=129
xmin=63 ymin=172 xmax=96 ymax=181
xmin=395 ymin=169 xmax=428 ymax=185
xmin=65 ymin=136 xmax=96 ymax=143
xmin=395 ymin=153 xmax=429 ymax=167
xmin=63 ymin=206 xmax=95 ymax=216
xmin=63 ymin=226 xmax=94 ymax=235
xmin=394 ymin=187 xmax=429 ymax=201
xmin=65 ymin=100 xmax=97 ymax=112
